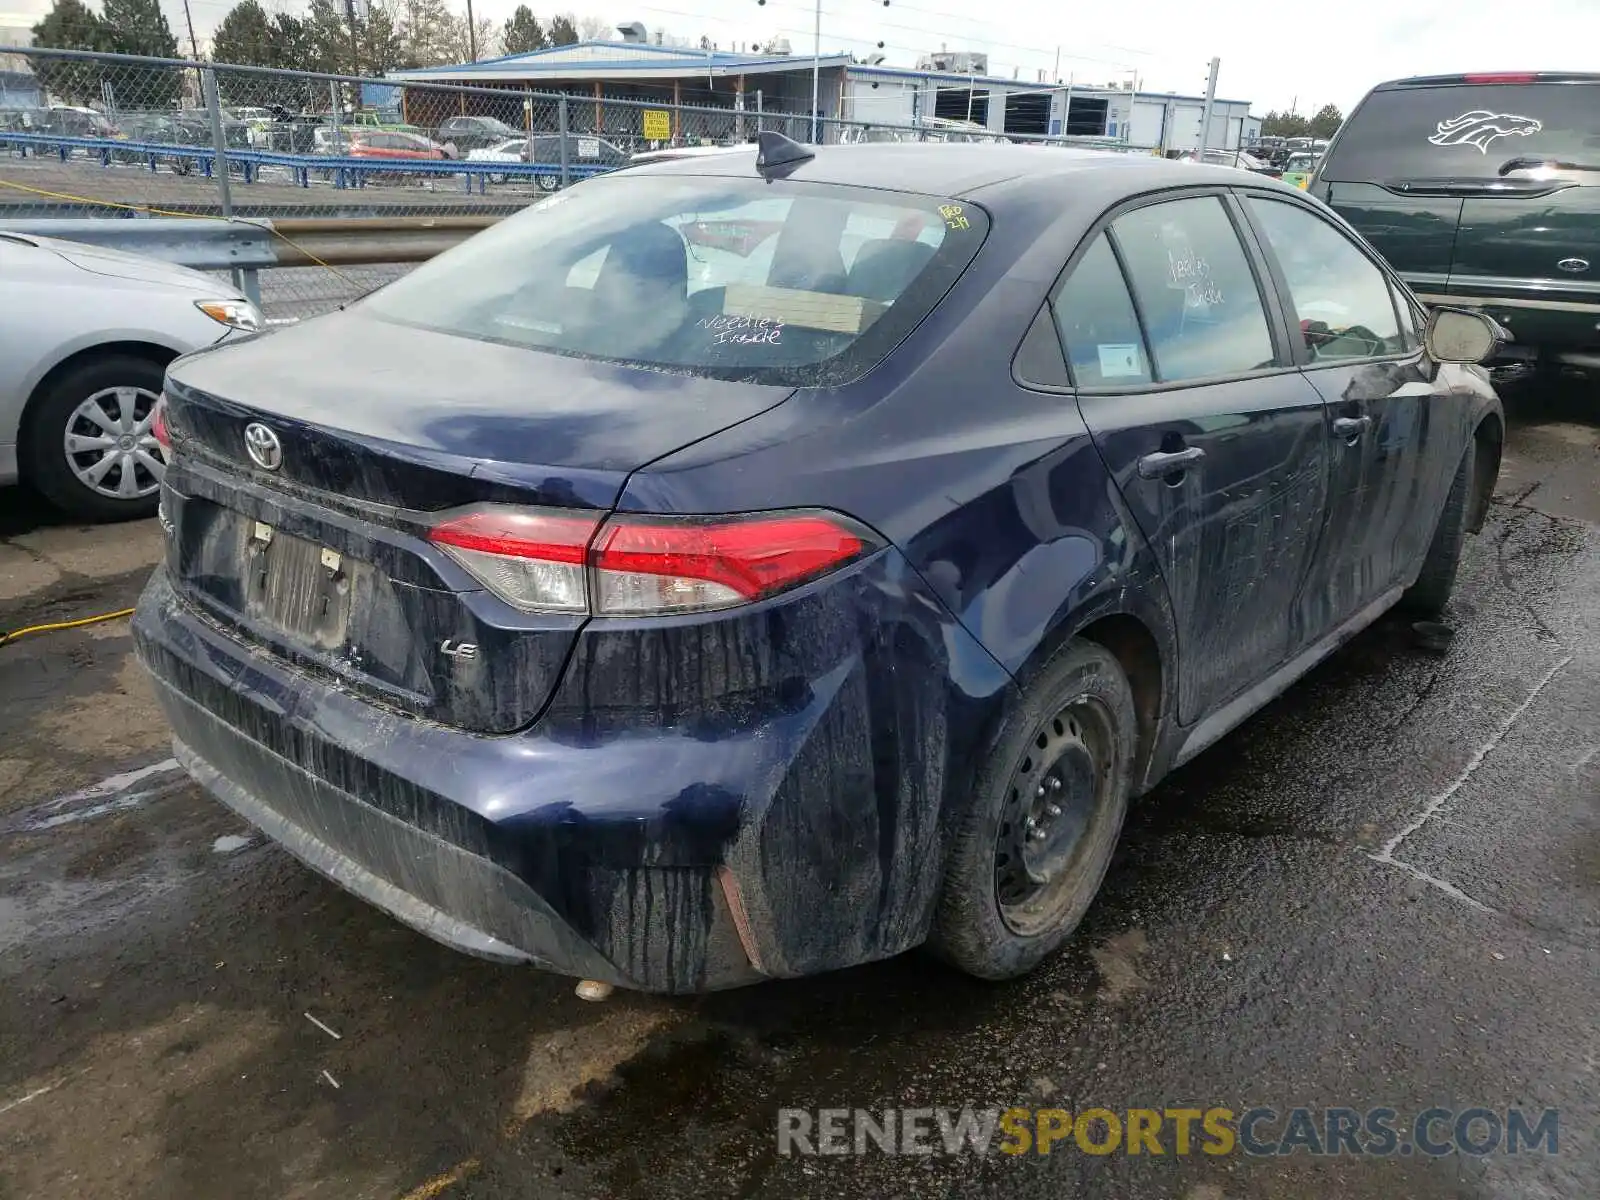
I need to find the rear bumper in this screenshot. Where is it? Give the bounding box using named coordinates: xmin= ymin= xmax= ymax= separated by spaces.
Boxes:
xmin=166 ymin=709 xmax=597 ymax=969
xmin=134 ymin=555 xmax=1009 ymax=991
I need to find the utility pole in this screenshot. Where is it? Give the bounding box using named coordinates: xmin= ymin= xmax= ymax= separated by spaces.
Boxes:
xmin=180 ymin=0 xmax=201 ymax=109
xmin=758 ymin=0 xmax=889 ymax=144
xmin=180 ymin=0 xmax=199 ymax=61
xmin=810 ymin=0 xmax=821 ymax=143
xmin=1197 ymin=56 xmax=1220 ymax=157
xmin=466 ymin=0 xmax=478 ymax=60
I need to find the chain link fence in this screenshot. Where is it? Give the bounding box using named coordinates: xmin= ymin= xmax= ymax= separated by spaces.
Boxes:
xmin=2 ymin=45 xmax=1158 ymax=318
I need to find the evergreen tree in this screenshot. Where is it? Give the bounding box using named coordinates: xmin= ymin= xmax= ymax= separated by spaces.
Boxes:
xmin=547 ymin=14 xmax=578 ymax=46
xmin=28 ymin=0 xmax=109 ymax=106
xmin=501 ymin=6 xmax=545 ymax=55
xmin=101 ymin=0 xmax=182 ymax=106
xmin=211 ymin=0 xmax=276 ymax=67
xmin=1309 ymin=104 xmax=1343 ymax=140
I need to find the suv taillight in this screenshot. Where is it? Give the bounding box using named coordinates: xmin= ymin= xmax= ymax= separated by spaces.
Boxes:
xmin=428 ymin=508 xmax=875 ymax=615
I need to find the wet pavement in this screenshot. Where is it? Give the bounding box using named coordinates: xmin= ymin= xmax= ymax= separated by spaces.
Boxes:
xmin=1 ymin=380 xmax=1596 ymax=1200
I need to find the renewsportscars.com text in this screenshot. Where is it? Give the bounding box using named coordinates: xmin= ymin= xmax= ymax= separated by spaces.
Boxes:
xmin=776 ymin=1106 xmax=1559 ymax=1158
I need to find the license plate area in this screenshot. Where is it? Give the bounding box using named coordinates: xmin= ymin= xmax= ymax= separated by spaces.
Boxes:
xmin=241 ymin=520 xmax=367 ymax=652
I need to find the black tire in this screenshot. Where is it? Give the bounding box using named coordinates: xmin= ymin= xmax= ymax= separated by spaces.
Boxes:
xmin=929 ymin=639 xmax=1137 ymax=980
xmin=1403 ymin=438 xmax=1476 ymax=618
xmin=535 ymin=173 xmax=561 ymax=192
xmin=22 ymin=354 xmax=168 ymax=523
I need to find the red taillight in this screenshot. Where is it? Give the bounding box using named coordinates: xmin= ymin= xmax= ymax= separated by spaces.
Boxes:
xmin=1464 ymin=72 xmax=1538 ymax=84
xmin=592 ymin=514 xmax=868 ymax=615
xmin=152 ymin=396 xmax=171 ymax=449
xmin=427 ymin=508 xmax=872 ymax=615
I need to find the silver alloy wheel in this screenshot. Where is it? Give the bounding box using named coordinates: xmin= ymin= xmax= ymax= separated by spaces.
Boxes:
xmin=63 ymin=385 xmax=167 ymax=501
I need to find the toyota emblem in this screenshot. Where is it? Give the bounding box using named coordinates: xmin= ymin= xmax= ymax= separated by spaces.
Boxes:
xmin=243 ymin=422 xmax=282 ymax=471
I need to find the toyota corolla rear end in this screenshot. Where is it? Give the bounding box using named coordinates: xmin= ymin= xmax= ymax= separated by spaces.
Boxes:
xmin=133 ymin=164 xmax=1002 ymax=991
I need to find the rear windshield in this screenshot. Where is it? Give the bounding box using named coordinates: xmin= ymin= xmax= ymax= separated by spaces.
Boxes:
xmin=1323 ymin=82 xmax=1600 ymax=181
xmin=364 ymin=174 xmax=988 ymax=386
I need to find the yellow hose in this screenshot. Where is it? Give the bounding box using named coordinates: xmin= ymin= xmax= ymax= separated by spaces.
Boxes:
xmin=0 ymin=607 xmax=135 ymax=649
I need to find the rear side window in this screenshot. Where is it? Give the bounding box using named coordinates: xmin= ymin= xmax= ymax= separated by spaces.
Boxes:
xmin=365 ymin=175 xmax=988 ymax=387
xmin=1246 ymin=197 xmax=1404 ymax=361
xmin=1051 ymin=234 xmax=1151 ymax=386
xmin=1111 ymin=196 xmax=1276 ymax=382
xmin=1322 ymin=82 xmax=1600 ymax=182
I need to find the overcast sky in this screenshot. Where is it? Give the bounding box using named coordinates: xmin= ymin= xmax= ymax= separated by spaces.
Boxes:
xmin=6 ymin=0 xmax=1597 ymax=113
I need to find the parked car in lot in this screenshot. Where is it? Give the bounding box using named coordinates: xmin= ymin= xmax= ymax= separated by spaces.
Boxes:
xmin=1280 ymin=150 xmax=1321 ymax=189
xmin=436 ymin=114 xmax=526 ymax=155
xmin=465 ymin=134 xmax=631 ymax=187
xmin=135 ymin=137 xmax=1504 ymax=992
xmin=348 ymin=129 xmax=453 ymax=164
xmin=1178 ymin=147 xmax=1274 ymax=173
xmin=311 ymin=125 xmax=354 ymax=154
xmin=20 ymin=105 xmax=120 ymax=139
xmin=522 ymin=133 xmax=629 ymax=188
xmin=0 ymin=232 xmax=260 ymax=520
xmin=464 ymin=137 xmax=529 ymax=183
xmin=1313 ymin=71 xmax=1600 ymax=375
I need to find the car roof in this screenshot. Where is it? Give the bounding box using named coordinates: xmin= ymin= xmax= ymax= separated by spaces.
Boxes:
xmin=1372 ymin=71 xmax=1600 ymax=90
xmin=623 ymin=142 xmax=1252 ymax=203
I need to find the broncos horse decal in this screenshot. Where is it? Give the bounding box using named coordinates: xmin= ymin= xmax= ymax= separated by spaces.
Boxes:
xmin=1428 ymin=109 xmax=1543 ymax=153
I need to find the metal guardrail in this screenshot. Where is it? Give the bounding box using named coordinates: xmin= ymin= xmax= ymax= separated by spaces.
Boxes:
xmin=0 ymin=214 xmax=499 ymax=306
xmin=1 ymin=132 xmax=616 ymax=194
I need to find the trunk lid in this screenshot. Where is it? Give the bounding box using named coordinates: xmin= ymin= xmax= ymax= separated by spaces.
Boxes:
xmin=162 ymin=309 xmax=795 ymax=732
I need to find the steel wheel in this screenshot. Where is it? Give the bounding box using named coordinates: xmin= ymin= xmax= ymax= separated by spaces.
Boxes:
xmin=63 ymin=385 xmax=166 ymax=502
xmin=929 ymin=639 xmax=1136 ymax=980
xmin=994 ymin=695 xmax=1119 ymax=936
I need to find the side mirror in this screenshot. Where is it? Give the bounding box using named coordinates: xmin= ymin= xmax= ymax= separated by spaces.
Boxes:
xmin=1424 ymin=307 xmax=1506 ymax=364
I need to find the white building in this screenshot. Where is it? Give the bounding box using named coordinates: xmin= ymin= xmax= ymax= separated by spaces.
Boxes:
xmin=845 ymin=64 xmax=1254 ymax=151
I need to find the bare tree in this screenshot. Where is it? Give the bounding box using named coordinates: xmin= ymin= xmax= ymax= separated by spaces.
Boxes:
xmin=577 ymin=14 xmax=610 ymax=41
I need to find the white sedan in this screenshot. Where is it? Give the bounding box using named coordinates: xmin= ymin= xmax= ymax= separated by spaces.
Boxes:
xmin=464 ymin=137 xmax=528 ymax=183
xmin=0 ymin=232 xmax=261 ymax=520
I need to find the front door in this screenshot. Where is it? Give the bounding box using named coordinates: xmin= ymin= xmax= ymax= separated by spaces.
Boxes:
xmin=1053 ymin=193 xmax=1331 ymax=723
xmin=1240 ymin=193 xmax=1448 ymax=629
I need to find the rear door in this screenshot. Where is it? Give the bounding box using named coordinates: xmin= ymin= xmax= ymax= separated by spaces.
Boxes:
xmin=1240 ymin=192 xmax=1445 ymax=628
xmin=1060 ymin=191 xmax=1332 ymax=723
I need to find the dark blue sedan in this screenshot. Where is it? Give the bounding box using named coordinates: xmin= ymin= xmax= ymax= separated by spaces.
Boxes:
xmin=134 ymin=134 xmax=1506 ymax=991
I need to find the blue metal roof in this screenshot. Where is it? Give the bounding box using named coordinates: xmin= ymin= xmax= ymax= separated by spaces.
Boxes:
xmin=388 ymin=41 xmax=851 ymax=80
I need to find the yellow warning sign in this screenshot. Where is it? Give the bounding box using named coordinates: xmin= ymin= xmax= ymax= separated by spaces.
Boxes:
xmin=643 ymin=110 xmax=672 ymax=140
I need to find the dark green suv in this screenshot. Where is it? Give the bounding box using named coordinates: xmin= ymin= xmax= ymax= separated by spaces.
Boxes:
xmin=1312 ymin=72 xmax=1600 ymax=372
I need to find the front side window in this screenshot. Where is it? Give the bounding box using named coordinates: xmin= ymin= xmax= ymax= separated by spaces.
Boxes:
xmin=1051 ymin=234 xmax=1151 ymax=386
xmin=1247 ymin=197 xmax=1405 ymax=361
xmin=365 ymin=176 xmax=988 ymax=386
xmin=1111 ymin=196 xmax=1276 ymax=382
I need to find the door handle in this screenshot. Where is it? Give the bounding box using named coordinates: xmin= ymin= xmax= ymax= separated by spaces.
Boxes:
xmin=1136 ymin=446 xmax=1206 ymax=479
xmin=1332 ymin=415 xmax=1372 ymax=441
